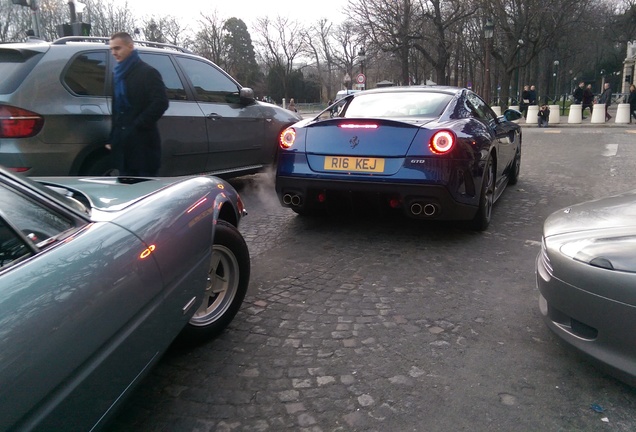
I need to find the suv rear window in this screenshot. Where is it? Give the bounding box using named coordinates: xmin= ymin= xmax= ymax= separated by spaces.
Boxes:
xmin=0 ymin=49 xmax=45 ymax=95
xmin=62 ymin=51 xmax=108 ymax=96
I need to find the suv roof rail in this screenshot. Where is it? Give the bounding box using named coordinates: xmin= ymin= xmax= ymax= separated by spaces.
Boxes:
xmin=52 ymin=36 xmax=191 ymax=53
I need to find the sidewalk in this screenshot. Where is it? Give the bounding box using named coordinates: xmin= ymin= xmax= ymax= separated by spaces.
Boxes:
xmin=298 ymin=108 xmax=636 ymax=128
xmin=519 ymin=106 xmax=635 ymax=128
xmin=520 ymin=117 xmax=635 ymax=128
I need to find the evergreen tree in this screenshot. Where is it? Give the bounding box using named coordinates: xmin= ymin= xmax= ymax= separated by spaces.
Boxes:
xmin=223 ymin=18 xmax=260 ymax=86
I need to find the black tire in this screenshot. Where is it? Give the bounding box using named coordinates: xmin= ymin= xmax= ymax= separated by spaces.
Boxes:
xmin=80 ymin=153 xmax=117 ymax=176
xmin=471 ymin=156 xmax=494 ymax=231
xmin=508 ymin=137 xmax=521 ymax=185
xmin=181 ymin=220 xmax=250 ymax=341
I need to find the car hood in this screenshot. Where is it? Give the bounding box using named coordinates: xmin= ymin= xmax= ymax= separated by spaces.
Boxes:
xmin=543 ymin=190 xmax=636 ymax=238
xmin=34 ymin=176 xmax=206 ymax=213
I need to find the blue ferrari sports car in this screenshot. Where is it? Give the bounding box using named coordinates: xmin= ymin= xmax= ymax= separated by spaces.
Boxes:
xmin=275 ymin=86 xmax=522 ymax=230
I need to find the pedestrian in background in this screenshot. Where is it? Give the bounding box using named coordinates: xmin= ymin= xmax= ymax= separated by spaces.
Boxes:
xmin=520 ymin=85 xmax=530 ymax=117
xmin=572 ymin=81 xmax=584 ymax=104
xmin=598 ymin=82 xmax=612 ymax=122
xmin=582 ymin=84 xmax=594 ymax=118
xmin=107 ymin=32 xmax=169 ymax=176
xmin=288 ymin=98 xmax=297 ymax=113
xmin=628 ymin=84 xmax=636 ymax=124
xmin=538 ymin=104 xmax=550 ymax=127
xmin=528 ymin=85 xmax=537 ymax=106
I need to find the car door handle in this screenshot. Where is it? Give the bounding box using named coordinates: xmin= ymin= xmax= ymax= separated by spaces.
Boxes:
xmin=206 ymin=113 xmax=222 ymax=120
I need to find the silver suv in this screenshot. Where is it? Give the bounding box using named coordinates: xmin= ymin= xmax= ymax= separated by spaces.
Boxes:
xmin=0 ymin=36 xmax=301 ymax=177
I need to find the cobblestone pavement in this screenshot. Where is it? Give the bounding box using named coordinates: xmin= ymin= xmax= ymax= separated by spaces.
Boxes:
xmin=106 ymin=128 xmax=636 ymax=432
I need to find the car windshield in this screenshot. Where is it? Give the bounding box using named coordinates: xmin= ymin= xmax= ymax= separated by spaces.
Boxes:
xmin=1 ymin=171 xmax=89 ymax=216
xmin=343 ymin=92 xmax=453 ymax=118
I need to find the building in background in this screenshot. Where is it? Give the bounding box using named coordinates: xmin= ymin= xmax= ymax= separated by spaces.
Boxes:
xmin=622 ymin=41 xmax=636 ymax=94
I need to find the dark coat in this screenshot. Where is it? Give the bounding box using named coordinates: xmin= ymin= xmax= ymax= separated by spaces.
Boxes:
xmin=582 ymin=88 xmax=594 ymax=106
xmin=572 ymin=86 xmax=584 ymax=104
xmin=111 ymin=60 xmax=169 ymax=176
xmin=628 ymin=90 xmax=636 ymax=114
xmin=521 ymin=90 xmax=531 ymax=105
xmin=598 ymin=87 xmax=612 ymax=106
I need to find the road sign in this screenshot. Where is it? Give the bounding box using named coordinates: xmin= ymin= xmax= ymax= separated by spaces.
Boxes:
xmin=356 ymin=73 xmax=366 ymax=84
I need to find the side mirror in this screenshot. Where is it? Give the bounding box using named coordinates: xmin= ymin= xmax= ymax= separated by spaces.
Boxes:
xmin=239 ymin=87 xmax=255 ymax=104
xmin=502 ymin=109 xmax=523 ymax=122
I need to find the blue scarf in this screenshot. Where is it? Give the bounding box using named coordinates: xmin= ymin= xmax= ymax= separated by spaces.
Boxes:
xmin=113 ymin=49 xmax=140 ymax=112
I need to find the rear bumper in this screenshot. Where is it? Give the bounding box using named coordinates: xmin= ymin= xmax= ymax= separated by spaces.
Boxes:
xmin=275 ymin=175 xmax=478 ymax=220
xmin=0 ymin=139 xmax=84 ymax=176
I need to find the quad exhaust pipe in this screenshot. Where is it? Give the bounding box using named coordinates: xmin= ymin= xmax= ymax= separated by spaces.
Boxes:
xmin=410 ymin=202 xmax=438 ymax=217
xmin=283 ymin=193 xmax=302 ymax=206
xmin=282 ymin=192 xmax=437 ymax=216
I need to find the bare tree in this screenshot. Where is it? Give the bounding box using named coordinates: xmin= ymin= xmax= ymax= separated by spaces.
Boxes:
xmin=481 ymin=0 xmax=597 ymax=105
xmin=347 ymin=0 xmax=474 ymax=85
xmin=253 ymin=16 xmax=306 ymax=99
xmin=138 ymin=15 xmax=189 ymax=46
xmin=347 ymin=0 xmax=414 ymax=85
xmin=411 ymin=0 xmax=477 ymax=85
xmin=330 ymin=21 xmax=365 ymax=89
xmin=192 ymin=11 xmax=225 ymax=65
xmin=3 ymin=2 xmax=32 ymax=42
xmin=82 ymin=0 xmax=136 ymax=37
xmin=304 ymin=19 xmax=339 ymax=101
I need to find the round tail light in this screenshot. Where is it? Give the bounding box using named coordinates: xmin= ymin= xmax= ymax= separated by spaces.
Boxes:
xmin=279 ymin=128 xmax=296 ymax=149
xmin=429 ymin=130 xmax=455 ymax=154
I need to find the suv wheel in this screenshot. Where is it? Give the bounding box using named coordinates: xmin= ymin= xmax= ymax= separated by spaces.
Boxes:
xmin=80 ymin=153 xmax=116 ymax=176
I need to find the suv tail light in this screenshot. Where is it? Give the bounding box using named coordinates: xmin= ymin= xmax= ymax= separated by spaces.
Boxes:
xmin=0 ymin=104 xmax=44 ymax=138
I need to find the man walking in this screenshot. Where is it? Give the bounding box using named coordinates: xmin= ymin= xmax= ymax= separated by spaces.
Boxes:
xmin=572 ymin=81 xmax=584 ymax=105
xmin=528 ymin=85 xmax=537 ymax=106
xmin=107 ymin=32 xmax=169 ymax=176
xmin=582 ymin=84 xmax=594 ymax=118
xmin=598 ymin=82 xmax=613 ymax=122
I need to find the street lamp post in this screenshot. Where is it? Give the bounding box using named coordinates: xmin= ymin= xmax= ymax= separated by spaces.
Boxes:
xmin=515 ymin=39 xmax=524 ymax=105
xmin=483 ymin=18 xmax=494 ymax=103
xmin=553 ymin=60 xmax=560 ymax=102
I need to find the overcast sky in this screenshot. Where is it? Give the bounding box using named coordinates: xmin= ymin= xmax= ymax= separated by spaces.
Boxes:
xmin=123 ymin=0 xmax=348 ymax=27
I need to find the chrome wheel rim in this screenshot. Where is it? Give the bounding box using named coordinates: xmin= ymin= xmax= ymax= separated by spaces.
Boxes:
xmin=484 ymin=161 xmax=494 ymax=220
xmin=190 ymin=244 xmax=239 ymax=326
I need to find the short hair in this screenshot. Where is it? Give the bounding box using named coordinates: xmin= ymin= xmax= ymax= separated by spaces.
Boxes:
xmin=110 ymin=32 xmax=133 ymax=44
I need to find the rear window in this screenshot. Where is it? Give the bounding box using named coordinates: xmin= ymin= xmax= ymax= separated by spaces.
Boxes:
xmin=343 ymin=92 xmax=453 ymax=118
xmin=62 ymin=51 xmax=108 ymax=96
xmin=0 ymin=49 xmax=45 ymax=95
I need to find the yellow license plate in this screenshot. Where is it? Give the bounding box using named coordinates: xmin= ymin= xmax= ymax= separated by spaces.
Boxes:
xmin=323 ymin=156 xmax=385 ymax=173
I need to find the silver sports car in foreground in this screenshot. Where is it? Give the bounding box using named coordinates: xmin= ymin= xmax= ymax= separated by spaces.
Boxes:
xmin=0 ymin=168 xmax=250 ymax=430
xmin=537 ymin=190 xmax=636 ymax=385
